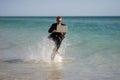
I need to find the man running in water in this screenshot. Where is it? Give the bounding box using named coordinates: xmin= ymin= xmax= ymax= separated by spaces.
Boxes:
xmin=48 ymin=16 xmax=66 ymax=54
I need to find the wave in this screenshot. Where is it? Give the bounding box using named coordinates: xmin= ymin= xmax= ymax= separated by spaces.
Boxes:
xmin=0 ymin=36 xmax=68 ymax=63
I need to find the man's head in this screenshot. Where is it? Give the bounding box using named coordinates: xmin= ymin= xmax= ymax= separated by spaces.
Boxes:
xmin=56 ymin=16 xmax=62 ymax=23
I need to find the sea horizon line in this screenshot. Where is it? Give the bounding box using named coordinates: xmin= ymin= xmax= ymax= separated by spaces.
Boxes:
xmin=0 ymin=16 xmax=120 ymax=18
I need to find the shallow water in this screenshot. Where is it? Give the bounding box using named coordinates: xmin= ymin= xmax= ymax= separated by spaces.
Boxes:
xmin=0 ymin=16 xmax=120 ymax=80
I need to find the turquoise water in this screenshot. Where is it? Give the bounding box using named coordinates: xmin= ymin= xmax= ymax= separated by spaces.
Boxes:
xmin=0 ymin=16 xmax=120 ymax=80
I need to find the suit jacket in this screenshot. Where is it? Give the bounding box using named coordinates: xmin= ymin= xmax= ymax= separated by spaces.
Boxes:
xmin=48 ymin=23 xmax=66 ymax=39
xmin=48 ymin=23 xmax=66 ymax=33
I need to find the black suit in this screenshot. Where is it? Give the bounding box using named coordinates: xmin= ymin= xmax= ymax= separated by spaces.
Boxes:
xmin=48 ymin=23 xmax=66 ymax=50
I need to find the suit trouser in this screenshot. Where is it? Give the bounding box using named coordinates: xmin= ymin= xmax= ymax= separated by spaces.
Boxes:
xmin=48 ymin=34 xmax=64 ymax=50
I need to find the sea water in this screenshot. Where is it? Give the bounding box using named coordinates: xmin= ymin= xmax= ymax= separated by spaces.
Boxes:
xmin=0 ymin=16 xmax=120 ymax=80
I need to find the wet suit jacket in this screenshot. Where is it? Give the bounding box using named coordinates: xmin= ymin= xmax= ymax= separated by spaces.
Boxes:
xmin=48 ymin=23 xmax=66 ymax=49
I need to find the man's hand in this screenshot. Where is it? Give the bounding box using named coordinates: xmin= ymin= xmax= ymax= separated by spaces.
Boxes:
xmin=52 ymin=30 xmax=57 ymax=32
xmin=61 ymin=32 xmax=64 ymax=35
xmin=53 ymin=30 xmax=65 ymax=35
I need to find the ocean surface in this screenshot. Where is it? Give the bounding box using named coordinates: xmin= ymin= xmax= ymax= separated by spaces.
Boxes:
xmin=0 ymin=16 xmax=120 ymax=80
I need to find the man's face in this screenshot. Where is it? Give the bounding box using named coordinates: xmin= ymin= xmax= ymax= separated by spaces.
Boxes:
xmin=57 ymin=18 xmax=62 ymax=23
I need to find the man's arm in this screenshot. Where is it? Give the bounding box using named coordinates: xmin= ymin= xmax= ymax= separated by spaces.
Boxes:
xmin=48 ymin=24 xmax=57 ymax=33
xmin=48 ymin=24 xmax=54 ymax=33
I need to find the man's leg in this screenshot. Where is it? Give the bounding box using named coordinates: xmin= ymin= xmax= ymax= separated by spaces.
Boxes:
xmin=55 ymin=36 xmax=63 ymax=54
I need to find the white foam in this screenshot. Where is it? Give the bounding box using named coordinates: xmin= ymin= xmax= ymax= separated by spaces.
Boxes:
xmin=53 ymin=54 xmax=63 ymax=62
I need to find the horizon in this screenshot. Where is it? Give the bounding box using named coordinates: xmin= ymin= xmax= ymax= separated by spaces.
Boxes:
xmin=0 ymin=16 xmax=120 ymax=17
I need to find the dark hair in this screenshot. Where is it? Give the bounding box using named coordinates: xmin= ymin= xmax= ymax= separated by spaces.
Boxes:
xmin=57 ymin=16 xmax=62 ymax=19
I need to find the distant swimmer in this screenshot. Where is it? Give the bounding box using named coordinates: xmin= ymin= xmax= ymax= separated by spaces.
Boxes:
xmin=48 ymin=16 xmax=67 ymax=54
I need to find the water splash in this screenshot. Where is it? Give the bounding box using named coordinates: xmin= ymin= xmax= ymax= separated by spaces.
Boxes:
xmin=26 ymin=36 xmax=66 ymax=62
